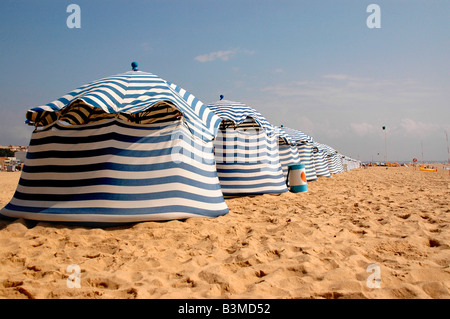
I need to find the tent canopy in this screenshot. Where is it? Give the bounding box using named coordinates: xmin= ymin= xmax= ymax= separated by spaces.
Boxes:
xmin=207 ymin=97 xmax=275 ymax=135
xmin=274 ymin=126 xmax=295 ymax=145
xmin=278 ymin=126 xmax=314 ymax=144
xmin=26 ymin=65 xmax=221 ymax=142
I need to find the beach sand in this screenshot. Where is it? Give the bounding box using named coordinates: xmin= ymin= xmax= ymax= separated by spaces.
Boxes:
xmin=0 ymin=166 xmax=449 ymax=299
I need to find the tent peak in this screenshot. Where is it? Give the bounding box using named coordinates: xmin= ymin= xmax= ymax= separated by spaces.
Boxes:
xmin=220 ymin=94 xmax=224 ymax=100
xmin=131 ymin=61 xmax=138 ymax=71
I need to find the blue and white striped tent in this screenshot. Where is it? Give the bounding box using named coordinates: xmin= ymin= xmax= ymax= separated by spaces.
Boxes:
xmin=207 ymin=98 xmax=288 ymax=196
xmin=336 ymin=154 xmax=344 ymax=173
xmin=322 ymin=144 xmax=342 ymax=174
xmin=312 ymin=142 xmax=331 ymax=177
xmin=1 ymin=65 xmax=229 ymax=223
xmin=342 ymin=156 xmax=351 ymax=171
xmin=278 ymin=126 xmax=318 ymax=181
xmin=345 ymin=157 xmax=361 ymax=170
xmin=274 ymin=126 xmax=301 ymax=179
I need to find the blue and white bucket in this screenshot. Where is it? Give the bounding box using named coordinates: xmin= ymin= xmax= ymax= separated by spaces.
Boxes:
xmin=287 ymin=164 xmax=307 ymax=193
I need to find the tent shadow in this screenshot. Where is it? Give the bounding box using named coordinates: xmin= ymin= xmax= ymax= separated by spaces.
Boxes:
xmin=0 ymin=215 xmax=189 ymax=231
xmin=224 ymin=193 xmax=283 ymax=200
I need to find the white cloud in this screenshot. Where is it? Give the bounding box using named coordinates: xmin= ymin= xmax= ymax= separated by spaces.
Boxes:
xmin=260 ymin=74 xmax=446 ymax=113
xmin=349 ymin=119 xmax=442 ymax=139
xmin=195 ymin=48 xmax=255 ymax=62
xmin=195 ymin=50 xmax=236 ymax=62
xmin=322 ymin=74 xmax=371 ymax=82
xmin=241 ymin=49 xmax=255 ymax=56
xmin=399 ymin=118 xmax=440 ymax=137
xmin=350 ymin=122 xmax=378 ymax=136
xmin=261 ymin=81 xmax=320 ymax=97
xmin=141 ymin=42 xmax=151 ymax=52
xmin=296 ymin=115 xmax=315 ymax=136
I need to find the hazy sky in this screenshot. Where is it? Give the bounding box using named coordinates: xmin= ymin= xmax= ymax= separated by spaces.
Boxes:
xmin=0 ymin=0 xmax=449 ymax=162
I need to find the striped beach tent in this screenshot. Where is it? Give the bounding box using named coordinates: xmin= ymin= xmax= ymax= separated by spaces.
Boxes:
xmin=312 ymin=142 xmax=331 ymax=177
xmin=342 ymin=156 xmax=352 ymax=171
xmin=274 ymin=125 xmax=301 ymax=179
xmin=342 ymin=156 xmax=360 ymax=171
xmin=336 ymin=154 xmax=344 ymax=173
xmin=322 ymin=144 xmax=342 ymax=174
xmin=0 ymin=63 xmax=229 ymax=224
xmin=348 ymin=158 xmax=361 ymax=170
xmin=279 ymin=127 xmax=317 ymax=181
xmin=342 ymin=156 xmax=349 ymax=171
xmin=207 ymin=97 xmax=288 ymax=196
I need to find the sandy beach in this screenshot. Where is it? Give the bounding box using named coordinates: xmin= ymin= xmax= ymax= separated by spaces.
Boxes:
xmin=0 ymin=166 xmax=449 ymax=299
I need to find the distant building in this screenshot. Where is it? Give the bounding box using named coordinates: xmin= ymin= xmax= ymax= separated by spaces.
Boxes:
xmin=14 ymin=150 xmax=27 ymax=163
xmin=0 ymin=157 xmax=11 ymax=171
xmin=8 ymin=145 xmax=28 ymax=152
xmin=0 ymin=146 xmax=28 ymax=171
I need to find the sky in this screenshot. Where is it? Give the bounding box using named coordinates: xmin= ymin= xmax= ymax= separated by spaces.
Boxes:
xmin=0 ymin=0 xmax=449 ymax=162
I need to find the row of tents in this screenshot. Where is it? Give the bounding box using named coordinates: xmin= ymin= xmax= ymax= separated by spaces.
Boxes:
xmin=0 ymin=64 xmax=361 ymax=224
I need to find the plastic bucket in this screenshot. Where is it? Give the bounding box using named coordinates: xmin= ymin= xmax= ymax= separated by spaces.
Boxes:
xmin=287 ymin=164 xmax=307 ymax=193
